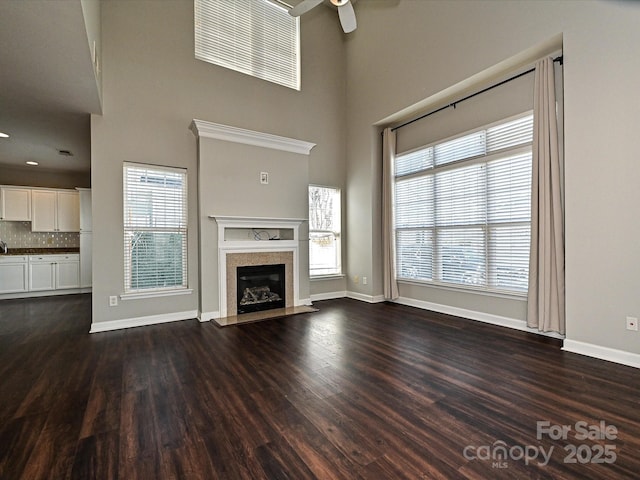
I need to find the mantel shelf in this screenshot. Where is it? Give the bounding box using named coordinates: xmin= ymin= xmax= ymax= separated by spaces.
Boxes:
xmin=211 ymin=216 xmax=305 ymax=244
xmin=209 ymin=215 xmax=305 ymax=226
xmin=191 ymin=120 xmax=316 ymax=155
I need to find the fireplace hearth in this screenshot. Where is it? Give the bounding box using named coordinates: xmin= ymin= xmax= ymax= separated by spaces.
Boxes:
xmin=237 ymin=264 xmax=286 ymax=314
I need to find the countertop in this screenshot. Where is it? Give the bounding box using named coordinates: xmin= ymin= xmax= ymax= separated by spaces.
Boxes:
xmin=0 ymin=247 xmax=80 ymax=256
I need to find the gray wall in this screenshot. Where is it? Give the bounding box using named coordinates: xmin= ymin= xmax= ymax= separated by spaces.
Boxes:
xmin=197 ymin=137 xmax=311 ymax=316
xmin=344 ymin=0 xmax=640 ymax=354
xmin=80 ymin=0 xmax=102 ymax=107
xmin=91 ymin=0 xmax=346 ymax=324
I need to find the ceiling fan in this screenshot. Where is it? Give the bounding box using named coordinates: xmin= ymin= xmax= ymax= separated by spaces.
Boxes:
xmin=289 ymin=0 xmax=357 ymax=34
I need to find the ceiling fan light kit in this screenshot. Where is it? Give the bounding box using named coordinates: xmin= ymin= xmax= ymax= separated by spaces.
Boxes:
xmin=289 ymin=0 xmax=357 ymax=33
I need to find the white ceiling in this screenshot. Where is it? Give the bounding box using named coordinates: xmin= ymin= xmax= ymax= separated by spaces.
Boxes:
xmin=0 ymin=0 xmax=101 ymax=174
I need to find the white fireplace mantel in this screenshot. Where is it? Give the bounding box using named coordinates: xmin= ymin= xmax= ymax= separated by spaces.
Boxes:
xmin=208 ymin=216 xmax=306 ymax=323
xmin=210 ymin=215 xmax=304 ymax=249
xmin=191 ymin=120 xmax=316 ymax=155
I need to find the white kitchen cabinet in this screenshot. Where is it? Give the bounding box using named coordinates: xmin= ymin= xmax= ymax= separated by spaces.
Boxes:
xmin=31 ymin=189 xmax=80 ymax=232
xmin=29 ymin=258 xmax=56 ymax=291
xmin=77 ymin=188 xmax=92 ymax=232
xmin=31 ymin=190 xmax=57 ymax=231
xmin=0 ymin=255 xmax=29 ymax=294
xmin=57 ymin=191 xmax=80 ymax=231
xmin=0 ymin=186 xmax=31 ymax=221
xmin=56 ymin=256 xmax=81 ymax=289
xmin=80 ymin=232 xmax=92 ymax=288
xmin=29 ymin=254 xmax=79 ymax=291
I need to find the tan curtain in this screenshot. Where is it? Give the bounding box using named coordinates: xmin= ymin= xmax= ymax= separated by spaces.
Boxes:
xmin=527 ymin=57 xmax=565 ymax=334
xmin=382 ymin=127 xmax=399 ymax=300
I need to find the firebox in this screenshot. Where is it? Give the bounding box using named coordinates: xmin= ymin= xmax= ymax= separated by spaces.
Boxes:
xmin=236 ymin=264 xmax=286 ymax=314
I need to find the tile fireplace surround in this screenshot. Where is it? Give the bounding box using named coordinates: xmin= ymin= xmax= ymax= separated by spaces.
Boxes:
xmin=225 ymin=251 xmax=293 ymax=317
xmin=208 ymin=216 xmax=306 ymax=326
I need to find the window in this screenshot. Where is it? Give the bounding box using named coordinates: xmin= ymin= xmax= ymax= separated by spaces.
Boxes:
xmin=309 ymin=185 xmax=341 ymax=276
xmin=194 ymin=0 xmax=300 ymax=90
xmin=123 ymin=164 xmax=188 ymax=293
xmin=394 ymin=113 xmax=533 ymax=294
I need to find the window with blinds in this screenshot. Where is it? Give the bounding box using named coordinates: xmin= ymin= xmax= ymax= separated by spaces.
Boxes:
xmin=309 ymin=185 xmax=342 ymax=276
xmin=123 ymin=164 xmax=188 ymax=293
xmin=394 ymin=112 xmax=533 ymax=294
xmin=194 ymin=0 xmax=300 ymax=90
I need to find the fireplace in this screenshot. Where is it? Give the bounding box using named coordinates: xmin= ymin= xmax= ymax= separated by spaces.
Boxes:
xmin=237 ymin=264 xmax=285 ymax=314
xmin=202 ymin=216 xmax=305 ymax=324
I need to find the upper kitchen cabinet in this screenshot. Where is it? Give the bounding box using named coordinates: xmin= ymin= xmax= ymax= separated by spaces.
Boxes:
xmin=31 ymin=189 xmax=80 ymax=232
xmin=0 ymin=186 xmax=31 ymax=221
xmin=77 ymin=188 xmax=92 ymax=232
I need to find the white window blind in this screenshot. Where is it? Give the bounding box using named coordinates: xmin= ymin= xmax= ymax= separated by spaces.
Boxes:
xmin=194 ymin=0 xmax=300 ymax=90
xmin=394 ymin=112 xmax=533 ymax=294
xmin=123 ymin=164 xmax=188 ymax=293
xmin=309 ymin=185 xmax=341 ymax=276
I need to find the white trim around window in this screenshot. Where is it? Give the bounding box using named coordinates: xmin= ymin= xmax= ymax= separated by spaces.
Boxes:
xmin=394 ymin=112 xmax=533 ymax=296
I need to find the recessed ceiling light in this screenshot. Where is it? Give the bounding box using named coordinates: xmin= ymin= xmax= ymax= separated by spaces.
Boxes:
xmin=0 ymin=132 xmax=9 ymax=138
xmin=26 ymin=161 xmax=39 ymax=166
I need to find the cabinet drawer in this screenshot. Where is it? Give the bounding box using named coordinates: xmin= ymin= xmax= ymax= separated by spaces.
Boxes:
xmin=0 ymin=255 xmax=28 ymax=263
xmin=29 ymin=254 xmax=79 ymax=262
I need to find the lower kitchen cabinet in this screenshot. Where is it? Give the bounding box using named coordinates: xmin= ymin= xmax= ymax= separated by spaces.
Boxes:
xmin=28 ymin=254 xmax=80 ymax=291
xmin=0 ymin=255 xmax=29 ymax=294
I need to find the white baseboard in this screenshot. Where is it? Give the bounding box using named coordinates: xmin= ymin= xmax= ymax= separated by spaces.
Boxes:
xmin=298 ymin=297 xmax=312 ymax=306
xmin=310 ymin=291 xmax=347 ymax=302
xmin=198 ymin=310 xmax=219 ymax=323
xmin=90 ymin=309 xmax=199 ymax=333
xmin=562 ymin=339 xmax=640 ymax=369
xmin=347 ymin=291 xmax=386 ymax=304
xmin=0 ymin=288 xmax=85 ymax=300
xmin=394 ymin=296 xmax=564 ymax=339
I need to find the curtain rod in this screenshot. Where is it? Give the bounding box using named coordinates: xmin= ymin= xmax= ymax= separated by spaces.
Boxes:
xmin=390 ymin=55 xmax=563 ymax=133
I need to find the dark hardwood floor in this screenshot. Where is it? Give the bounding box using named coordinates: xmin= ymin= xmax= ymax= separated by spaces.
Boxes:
xmin=1 ymin=294 xmax=640 ymax=479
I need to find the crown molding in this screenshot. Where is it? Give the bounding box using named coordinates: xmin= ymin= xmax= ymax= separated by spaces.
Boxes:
xmin=190 ymin=119 xmax=316 ymax=155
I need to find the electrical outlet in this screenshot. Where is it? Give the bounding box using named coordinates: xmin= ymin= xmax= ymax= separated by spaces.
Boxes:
xmin=353 ymin=275 xmax=359 ymax=284
xmin=109 ymin=296 xmax=118 ymax=307
xmin=626 ymin=316 xmax=638 ymax=331
xmin=363 ymin=276 xmax=368 ymax=285
xmin=260 ymin=172 xmax=269 ymax=184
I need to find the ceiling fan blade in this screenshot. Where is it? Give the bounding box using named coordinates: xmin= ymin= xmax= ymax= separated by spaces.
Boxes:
xmin=289 ymin=0 xmax=324 ymax=17
xmin=337 ymin=1 xmax=357 ymax=33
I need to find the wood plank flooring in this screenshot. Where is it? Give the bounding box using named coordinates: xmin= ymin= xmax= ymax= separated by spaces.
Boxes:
xmin=1 ymin=294 xmax=640 ymax=479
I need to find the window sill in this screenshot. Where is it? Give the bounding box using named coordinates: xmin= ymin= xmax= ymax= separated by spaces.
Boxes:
xmin=397 ymin=278 xmax=527 ymax=301
xmin=120 ymin=288 xmax=193 ymax=301
xmin=310 ymin=274 xmax=345 ymax=281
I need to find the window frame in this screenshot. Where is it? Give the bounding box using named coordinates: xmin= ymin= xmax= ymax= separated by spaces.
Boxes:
xmin=122 ymin=162 xmax=189 ymax=296
xmin=308 ymin=184 xmax=342 ymax=278
xmin=393 ymin=111 xmax=533 ymax=297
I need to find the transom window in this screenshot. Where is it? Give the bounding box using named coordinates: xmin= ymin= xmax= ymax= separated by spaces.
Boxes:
xmin=194 ymin=0 xmax=300 ymax=90
xmin=394 ymin=112 xmax=533 ymax=294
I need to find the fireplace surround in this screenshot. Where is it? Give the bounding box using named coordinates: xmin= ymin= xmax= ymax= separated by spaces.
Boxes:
xmin=207 ymin=216 xmax=305 ymax=324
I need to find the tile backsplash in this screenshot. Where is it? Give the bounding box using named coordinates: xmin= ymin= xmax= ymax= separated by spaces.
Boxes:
xmin=0 ymin=221 xmax=80 ymax=248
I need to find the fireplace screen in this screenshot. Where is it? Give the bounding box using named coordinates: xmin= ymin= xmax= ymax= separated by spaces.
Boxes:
xmin=236 ymin=264 xmax=286 ymax=314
